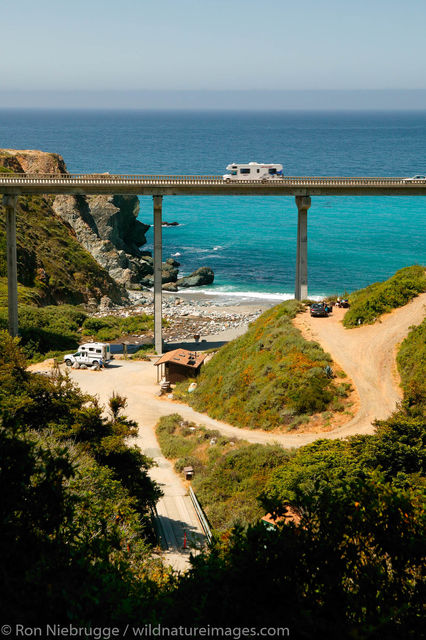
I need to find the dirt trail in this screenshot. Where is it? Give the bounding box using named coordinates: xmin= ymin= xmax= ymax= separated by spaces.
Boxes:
xmin=293 ymin=292 xmax=426 ymax=436
xmin=65 ymin=364 xmax=206 ymax=572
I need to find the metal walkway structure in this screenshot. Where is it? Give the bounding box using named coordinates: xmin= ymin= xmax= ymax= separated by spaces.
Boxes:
xmin=1 ymin=173 xmax=425 ymax=350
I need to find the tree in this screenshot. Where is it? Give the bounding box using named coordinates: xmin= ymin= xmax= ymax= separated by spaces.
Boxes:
xmin=163 ymin=473 xmax=424 ymax=639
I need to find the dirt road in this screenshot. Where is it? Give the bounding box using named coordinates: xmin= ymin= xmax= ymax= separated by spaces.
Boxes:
xmin=293 ymin=292 xmax=426 ymax=436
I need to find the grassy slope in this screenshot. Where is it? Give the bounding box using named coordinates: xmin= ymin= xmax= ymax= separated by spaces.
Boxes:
xmin=175 ymin=300 xmax=350 ymax=431
xmin=156 ymin=414 xmax=290 ymax=530
xmin=343 ymin=265 xmax=426 ymax=327
xmin=397 ymin=317 xmax=426 ymax=416
xmin=0 ymin=193 xmax=124 ymax=306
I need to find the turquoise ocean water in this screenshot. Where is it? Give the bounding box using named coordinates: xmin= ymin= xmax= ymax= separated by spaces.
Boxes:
xmin=1 ymin=110 xmax=425 ymax=299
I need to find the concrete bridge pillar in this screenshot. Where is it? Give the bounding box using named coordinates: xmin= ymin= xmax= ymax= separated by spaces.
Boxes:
xmin=2 ymin=195 xmax=19 ymax=337
xmin=295 ymin=195 xmax=311 ymax=301
xmin=153 ymin=195 xmax=163 ymax=354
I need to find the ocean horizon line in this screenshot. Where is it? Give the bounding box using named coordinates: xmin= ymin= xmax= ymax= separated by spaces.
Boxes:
xmin=1 ymin=88 xmax=426 ymax=111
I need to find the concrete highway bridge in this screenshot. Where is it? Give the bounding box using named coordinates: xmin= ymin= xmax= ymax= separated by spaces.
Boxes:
xmin=1 ymin=172 xmax=425 ymax=351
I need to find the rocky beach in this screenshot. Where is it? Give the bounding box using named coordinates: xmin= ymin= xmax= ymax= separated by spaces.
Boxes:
xmin=88 ymin=290 xmax=274 ymax=346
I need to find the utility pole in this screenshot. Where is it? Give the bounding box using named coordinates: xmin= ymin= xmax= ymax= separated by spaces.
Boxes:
xmin=3 ymin=195 xmax=19 ymax=336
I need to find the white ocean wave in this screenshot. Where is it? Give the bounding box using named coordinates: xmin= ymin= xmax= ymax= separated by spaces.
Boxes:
xmin=177 ymin=288 xmax=325 ymax=302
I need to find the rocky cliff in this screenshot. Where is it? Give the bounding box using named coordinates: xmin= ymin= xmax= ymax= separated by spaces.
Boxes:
xmin=1 ymin=149 xmax=214 ymax=292
xmin=52 ymin=193 xmax=153 ymax=288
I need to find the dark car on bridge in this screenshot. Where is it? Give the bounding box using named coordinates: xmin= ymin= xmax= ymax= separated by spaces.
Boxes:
xmin=310 ymin=303 xmax=329 ymax=317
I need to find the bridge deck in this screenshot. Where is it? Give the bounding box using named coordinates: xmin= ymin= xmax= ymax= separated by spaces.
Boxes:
xmin=1 ymin=173 xmax=425 ymax=196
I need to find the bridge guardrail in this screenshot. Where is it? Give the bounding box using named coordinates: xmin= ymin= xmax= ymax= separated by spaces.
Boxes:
xmin=0 ymin=172 xmax=421 ymax=186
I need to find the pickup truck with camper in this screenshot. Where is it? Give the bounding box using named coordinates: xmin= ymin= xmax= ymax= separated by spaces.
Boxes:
xmin=64 ymin=342 xmax=111 ymax=368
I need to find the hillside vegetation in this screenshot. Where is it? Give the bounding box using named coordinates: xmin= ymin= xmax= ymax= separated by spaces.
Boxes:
xmin=176 ymin=300 xmax=352 ymax=430
xmin=343 ymin=265 xmax=426 ymax=327
xmin=397 ymin=317 xmax=426 ymax=416
xmin=156 ymin=414 xmax=290 ymax=530
xmin=0 ymin=304 xmax=86 ymax=359
xmin=0 ymin=193 xmax=125 ymax=306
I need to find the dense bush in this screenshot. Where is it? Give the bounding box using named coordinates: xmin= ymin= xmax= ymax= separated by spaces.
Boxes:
xmin=262 ymin=412 xmax=425 ymax=515
xmin=397 ymin=317 xmax=426 ymax=415
xmin=0 ymin=331 xmax=165 ymax=625
xmin=82 ymin=313 xmax=156 ymax=341
xmin=168 ymin=398 xmax=425 ymax=637
xmin=343 ymin=265 xmax=426 ymax=327
xmin=0 ymin=304 xmax=86 ymax=359
xmin=165 ymin=473 xmax=424 ymax=639
xmin=0 ymin=304 xmax=160 ymax=360
xmin=176 ymin=300 xmax=347 ymax=430
xmin=0 ymin=331 xmax=161 ymax=522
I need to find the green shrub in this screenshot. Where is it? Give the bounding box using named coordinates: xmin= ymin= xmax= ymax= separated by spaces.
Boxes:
xmin=129 ymin=344 xmax=156 ymax=360
xmin=0 ymin=304 xmax=86 ymax=358
xmin=343 ymin=265 xmax=426 ymax=327
xmin=179 ymin=300 xmax=341 ymax=430
xmin=397 ymin=318 xmax=426 ymax=415
xmin=156 ymin=414 xmax=197 ymax=459
xmin=81 ymin=313 xmax=160 ymax=341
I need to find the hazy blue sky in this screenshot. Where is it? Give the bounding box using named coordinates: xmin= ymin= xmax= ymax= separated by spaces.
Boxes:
xmin=1 ymin=0 xmax=425 ymax=107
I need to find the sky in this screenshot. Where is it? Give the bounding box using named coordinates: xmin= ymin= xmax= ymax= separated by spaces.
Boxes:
xmin=1 ymin=0 xmax=425 ymax=108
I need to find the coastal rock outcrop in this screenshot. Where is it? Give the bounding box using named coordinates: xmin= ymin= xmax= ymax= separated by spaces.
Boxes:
xmin=177 ymin=267 xmax=214 ymax=288
xmin=0 ymin=148 xmax=68 ymax=175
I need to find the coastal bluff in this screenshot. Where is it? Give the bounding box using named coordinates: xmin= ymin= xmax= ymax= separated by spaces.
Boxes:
xmin=0 ymin=149 xmax=214 ymax=293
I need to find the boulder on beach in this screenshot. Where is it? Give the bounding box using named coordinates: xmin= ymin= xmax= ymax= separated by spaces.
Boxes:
xmin=162 ymin=260 xmax=179 ymax=283
xmin=162 ymin=282 xmax=178 ymax=292
xmin=177 ymin=267 xmax=214 ymax=288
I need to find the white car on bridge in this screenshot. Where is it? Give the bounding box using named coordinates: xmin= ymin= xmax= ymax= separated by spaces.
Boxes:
xmin=403 ymin=174 xmax=426 ymax=183
xmin=223 ymin=162 xmax=284 ymax=182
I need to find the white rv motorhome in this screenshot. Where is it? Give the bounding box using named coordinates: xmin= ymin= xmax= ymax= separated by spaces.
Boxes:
xmin=223 ymin=162 xmax=284 ymax=182
xmin=63 ymin=342 xmax=111 ymax=368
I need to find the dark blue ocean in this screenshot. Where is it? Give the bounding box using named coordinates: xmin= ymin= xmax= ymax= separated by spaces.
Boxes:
xmin=1 ymin=109 xmax=425 ymax=298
